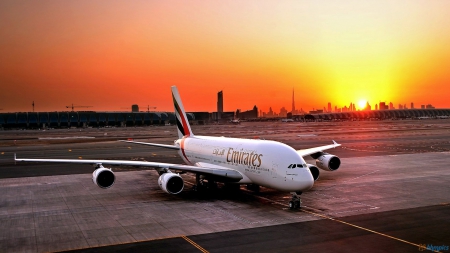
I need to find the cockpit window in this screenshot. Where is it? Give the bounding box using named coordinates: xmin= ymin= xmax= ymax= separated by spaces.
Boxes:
xmin=297 ymin=164 xmax=303 ymax=168
xmin=288 ymin=164 xmax=293 ymax=168
xmin=292 ymin=164 xmax=296 ymax=168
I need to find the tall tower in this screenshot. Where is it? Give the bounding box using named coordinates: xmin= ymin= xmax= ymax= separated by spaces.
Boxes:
xmin=217 ymin=91 xmax=223 ymax=120
xmin=292 ymin=88 xmax=295 ymax=114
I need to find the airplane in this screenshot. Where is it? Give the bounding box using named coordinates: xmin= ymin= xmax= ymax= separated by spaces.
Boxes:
xmin=15 ymin=86 xmax=342 ymax=209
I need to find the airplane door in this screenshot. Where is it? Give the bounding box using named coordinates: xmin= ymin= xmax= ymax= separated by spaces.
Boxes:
xmin=271 ymin=161 xmax=278 ymax=179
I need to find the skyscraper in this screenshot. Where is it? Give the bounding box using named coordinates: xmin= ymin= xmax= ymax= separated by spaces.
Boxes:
xmin=328 ymin=102 xmax=331 ymax=113
xmin=389 ymin=102 xmax=394 ymax=110
xmin=292 ymin=88 xmax=295 ymax=114
xmin=217 ymin=91 xmax=223 ymax=120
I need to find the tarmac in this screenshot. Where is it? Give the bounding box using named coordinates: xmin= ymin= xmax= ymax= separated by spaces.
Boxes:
xmin=1 ymin=119 xmax=450 ymax=252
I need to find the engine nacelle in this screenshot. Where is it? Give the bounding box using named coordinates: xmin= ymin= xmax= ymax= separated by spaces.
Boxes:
xmin=158 ymin=172 xmax=184 ymax=194
xmin=307 ymin=164 xmax=320 ymax=181
xmin=92 ymin=167 xmax=115 ymax=189
xmin=316 ymin=154 xmax=341 ymax=171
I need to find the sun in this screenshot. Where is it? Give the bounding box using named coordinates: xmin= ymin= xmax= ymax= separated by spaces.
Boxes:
xmin=358 ymin=100 xmax=367 ymax=110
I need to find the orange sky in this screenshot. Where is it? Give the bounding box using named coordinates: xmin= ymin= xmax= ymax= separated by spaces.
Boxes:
xmin=1 ymin=1 xmax=449 ymax=113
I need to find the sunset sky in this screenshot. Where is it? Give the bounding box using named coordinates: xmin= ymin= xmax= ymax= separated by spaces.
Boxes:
xmin=1 ymin=1 xmax=449 ymax=113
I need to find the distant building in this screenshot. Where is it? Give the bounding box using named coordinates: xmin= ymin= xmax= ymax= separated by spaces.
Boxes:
xmin=217 ymin=91 xmax=223 ymax=120
xmin=238 ymin=105 xmax=258 ymax=119
xmin=364 ymin=101 xmax=371 ymax=111
xmin=131 ymin=104 xmax=139 ymax=112
xmin=328 ymin=102 xmax=331 ymax=113
xmin=411 ymin=102 xmax=414 ymax=109
xmin=389 ymin=102 xmax=394 ymax=110
xmin=279 ymin=107 xmax=288 ymax=117
xmin=398 ymin=104 xmax=403 ymax=109
xmin=426 ymin=104 xmax=435 ymax=109
xmin=266 ymin=107 xmax=274 ymax=117
xmin=379 ymin=102 xmax=388 ymax=110
xmin=309 ymin=109 xmax=323 ymax=114
xmin=292 ymin=89 xmax=295 ymax=113
xmin=375 ymin=104 xmax=378 ymax=110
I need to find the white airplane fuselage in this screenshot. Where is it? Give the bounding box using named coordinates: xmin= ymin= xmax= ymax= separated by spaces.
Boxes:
xmin=175 ymin=135 xmax=315 ymax=192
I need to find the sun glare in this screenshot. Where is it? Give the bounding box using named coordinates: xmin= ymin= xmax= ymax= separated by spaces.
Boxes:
xmin=358 ymin=100 xmax=367 ymax=110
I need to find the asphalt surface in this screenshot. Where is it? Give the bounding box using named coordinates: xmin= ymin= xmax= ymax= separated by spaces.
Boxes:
xmin=1 ymin=119 xmax=450 ymax=253
xmin=62 ymin=204 xmax=450 ymax=253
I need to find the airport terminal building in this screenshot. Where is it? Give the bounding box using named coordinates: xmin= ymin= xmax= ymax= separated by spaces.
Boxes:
xmin=1 ymin=108 xmax=450 ymax=128
xmin=0 ymin=111 xmax=196 ymax=129
xmin=303 ymin=108 xmax=450 ymax=121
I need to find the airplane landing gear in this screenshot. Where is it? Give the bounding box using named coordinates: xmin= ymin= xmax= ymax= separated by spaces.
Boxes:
xmin=289 ymin=192 xmax=302 ymax=210
xmin=192 ymin=174 xmax=217 ymax=191
xmin=192 ymin=174 xmax=206 ymax=191
xmin=246 ymin=184 xmax=260 ymax=192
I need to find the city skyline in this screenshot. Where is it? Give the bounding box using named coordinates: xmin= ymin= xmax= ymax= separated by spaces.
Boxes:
xmin=1 ymin=1 xmax=450 ymax=113
xmin=0 ymin=88 xmax=445 ymax=115
xmin=260 ymin=99 xmax=439 ymax=118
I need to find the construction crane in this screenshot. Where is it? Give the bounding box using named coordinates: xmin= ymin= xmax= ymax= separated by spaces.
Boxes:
xmin=66 ymin=104 xmax=93 ymax=112
xmin=121 ymin=105 xmax=157 ymax=112
xmin=146 ymin=105 xmax=157 ymax=112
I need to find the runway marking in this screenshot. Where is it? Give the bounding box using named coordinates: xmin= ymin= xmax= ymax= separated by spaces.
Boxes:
xmin=241 ymin=193 xmax=439 ymax=252
xmin=312 ymin=191 xmax=379 ymax=210
xmin=52 ymin=235 xmax=184 ymax=253
xmin=320 ymin=169 xmax=380 ymax=190
xmin=184 ymin=178 xmax=437 ymax=252
xmin=182 ymin=235 xmax=209 ymax=253
xmin=229 ymin=186 xmax=439 ymax=252
xmin=300 ymin=209 xmax=441 ymax=253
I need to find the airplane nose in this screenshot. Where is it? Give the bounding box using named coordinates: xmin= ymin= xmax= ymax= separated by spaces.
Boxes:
xmin=300 ymin=168 xmax=314 ymax=191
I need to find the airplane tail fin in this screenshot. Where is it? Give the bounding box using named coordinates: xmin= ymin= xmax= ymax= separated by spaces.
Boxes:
xmin=171 ymin=86 xmax=194 ymax=139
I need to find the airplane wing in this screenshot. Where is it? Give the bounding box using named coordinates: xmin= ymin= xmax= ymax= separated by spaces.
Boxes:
xmin=119 ymin=140 xmax=180 ymax=150
xmin=14 ymin=155 xmax=242 ymax=180
xmin=296 ymin=140 xmax=341 ymax=157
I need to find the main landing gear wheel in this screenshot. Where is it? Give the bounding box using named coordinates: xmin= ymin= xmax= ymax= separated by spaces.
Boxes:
xmin=192 ymin=174 xmax=205 ymax=192
xmin=289 ymin=192 xmax=302 ymax=210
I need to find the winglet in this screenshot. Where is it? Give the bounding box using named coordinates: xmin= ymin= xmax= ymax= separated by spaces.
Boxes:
xmin=332 ymin=140 xmax=341 ymax=147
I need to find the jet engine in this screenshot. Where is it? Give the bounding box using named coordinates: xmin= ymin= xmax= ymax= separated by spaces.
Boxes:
xmin=92 ymin=167 xmax=115 ymax=189
xmin=316 ymin=154 xmax=341 ymax=171
xmin=158 ymin=172 xmax=184 ymax=194
xmin=307 ymin=164 xmax=320 ymax=181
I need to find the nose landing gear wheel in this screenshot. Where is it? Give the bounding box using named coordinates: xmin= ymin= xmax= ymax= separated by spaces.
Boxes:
xmin=289 ymin=192 xmax=302 ymax=210
xmin=289 ymin=201 xmax=295 ymax=210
